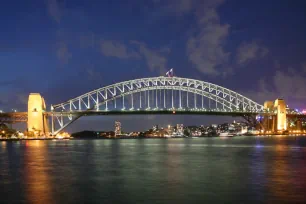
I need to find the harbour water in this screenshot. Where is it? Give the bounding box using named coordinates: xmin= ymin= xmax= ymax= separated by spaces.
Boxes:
xmin=1 ymin=136 xmax=306 ymax=203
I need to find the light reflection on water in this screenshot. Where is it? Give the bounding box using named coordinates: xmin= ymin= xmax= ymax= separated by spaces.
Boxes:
xmin=23 ymin=141 xmax=54 ymax=204
xmin=1 ymin=136 xmax=306 ymax=203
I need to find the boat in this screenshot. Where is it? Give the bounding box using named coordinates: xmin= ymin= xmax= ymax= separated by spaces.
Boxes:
xmin=219 ymin=132 xmax=235 ymax=137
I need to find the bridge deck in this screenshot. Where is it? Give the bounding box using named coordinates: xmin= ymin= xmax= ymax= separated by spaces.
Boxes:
xmin=46 ymin=110 xmax=265 ymax=117
xmin=2 ymin=111 xmax=306 ymax=124
xmin=0 ymin=112 xmax=28 ymax=123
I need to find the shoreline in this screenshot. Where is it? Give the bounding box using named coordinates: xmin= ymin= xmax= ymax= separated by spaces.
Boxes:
xmin=1 ymin=134 xmax=304 ymax=141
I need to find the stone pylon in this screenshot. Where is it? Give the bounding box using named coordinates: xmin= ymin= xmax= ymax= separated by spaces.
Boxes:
xmin=27 ymin=93 xmax=49 ymax=135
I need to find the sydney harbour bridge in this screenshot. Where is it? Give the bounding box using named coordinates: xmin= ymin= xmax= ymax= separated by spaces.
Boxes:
xmin=0 ymin=76 xmax=303 ymax=135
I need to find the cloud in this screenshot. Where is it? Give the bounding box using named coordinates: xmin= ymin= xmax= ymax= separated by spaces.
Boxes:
xmin=272 ymin=70 xmax=306 ymax=100
xmin=46 ymin=0 xmax=62 ymax=24
xmin=186 ymin=1 xmax=230 ymax=76
xmin=245 ymin=68 xmax=306 ymax=108
xmin=159 ymin=47 xmax=171 ymax=54
xmin=100 ymin=40 xmax=169 ymax=75
xmin=131 ymin=41 xmax=168 ymax=75
xmin=56 ymin=42 xmax=72 ymax=64
xmin=236 ymin=41 xmax=269 ymax=65
xmin=100 ymin=40 xmax=140 ymax=59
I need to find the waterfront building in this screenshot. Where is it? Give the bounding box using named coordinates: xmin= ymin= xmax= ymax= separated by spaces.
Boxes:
xmin=212 ymin=124 xmax=218 ymax=128
xmin=153 ymin=125 xmax=159 ymax=132
xmin=115 ymin=121 xmax=121 ymax=136
xmin=167 ymin=125 xmax=174 ymax=135
xmin=176 ymin=124 xmax=183 ymax=135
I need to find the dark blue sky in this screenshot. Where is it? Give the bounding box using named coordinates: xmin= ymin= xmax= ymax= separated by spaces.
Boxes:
xmin=1 ymin=0 xmax=306 ymax=132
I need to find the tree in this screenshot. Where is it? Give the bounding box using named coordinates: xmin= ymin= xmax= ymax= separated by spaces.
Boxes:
xmin=183 ymin=129 xmax=190 ymax=136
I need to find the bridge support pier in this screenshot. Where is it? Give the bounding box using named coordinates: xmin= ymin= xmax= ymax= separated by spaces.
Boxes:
xmin=264 ymin=99 xmax=287 ymax=132
xmin=27 ymin=93 xmax=49 ymax=136
xmin=274 ymin=99 xmax=287 ymax=131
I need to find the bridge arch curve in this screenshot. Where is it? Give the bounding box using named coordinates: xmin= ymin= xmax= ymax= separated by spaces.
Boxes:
xmin=50 ymin=76 xmax=263 ymax=135
xmin=53 ymin=76 xmax=263 ymax=112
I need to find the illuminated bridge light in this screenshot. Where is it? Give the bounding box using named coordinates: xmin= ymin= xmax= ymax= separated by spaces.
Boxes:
xmin=19 ymin=76 xmax=286 ymax=135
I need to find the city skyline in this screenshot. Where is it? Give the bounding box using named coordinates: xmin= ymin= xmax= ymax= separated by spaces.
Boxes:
xmin=1 ymin=0 xmax=306 ymax=132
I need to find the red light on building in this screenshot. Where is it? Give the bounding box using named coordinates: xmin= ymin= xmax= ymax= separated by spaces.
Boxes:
xmin=302 ymin=109 xmax=306 ymax=114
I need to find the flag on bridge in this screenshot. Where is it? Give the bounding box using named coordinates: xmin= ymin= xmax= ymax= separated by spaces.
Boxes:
xmin=166 ymin=68 xmax=174 ymax=77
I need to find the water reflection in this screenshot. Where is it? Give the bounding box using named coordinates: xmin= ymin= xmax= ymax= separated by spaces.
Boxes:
xmin=23 ymin=141 xmax=54 ymax=203
xmin=164 ymin=140 xmax=184 ymax=201
xmin=250 ymin=139 xmax=266 ymax=201
xmin=268 ymin=143 xmax=306 ymax=202
xmin=1 ymin=136 xmax=306 ymax=203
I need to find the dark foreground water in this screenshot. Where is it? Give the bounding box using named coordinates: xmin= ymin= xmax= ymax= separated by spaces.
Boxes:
xmin=1 ymin=136 xmax=306 ymax=204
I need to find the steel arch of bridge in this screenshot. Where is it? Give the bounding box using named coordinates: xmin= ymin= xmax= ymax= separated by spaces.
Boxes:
xmin=51 ymin=76 xmax=264 ymax=135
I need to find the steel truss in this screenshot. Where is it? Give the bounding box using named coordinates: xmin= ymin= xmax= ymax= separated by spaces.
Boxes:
xmin=51 ymin=76 xmax=264 ymax=135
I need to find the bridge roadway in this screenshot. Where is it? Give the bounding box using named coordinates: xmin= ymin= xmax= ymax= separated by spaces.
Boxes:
xmin=47 ymin=110 xmax=266 ymax=117
xmin=0 ymin=112 xmax=28 ymax=123
xmin=2 ymin=111 xmax=306 ymax=123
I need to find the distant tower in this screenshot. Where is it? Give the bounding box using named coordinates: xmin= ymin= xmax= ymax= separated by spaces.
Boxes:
xmin=153 ymin=125 xmax=159 ymax=131
xmin=274 ymin=99 xmax=287 ymax=131
xmin=177 ymin=124 xmax=183 ymax=134
xmin=115 ymin=121 xmax=121 ymax=136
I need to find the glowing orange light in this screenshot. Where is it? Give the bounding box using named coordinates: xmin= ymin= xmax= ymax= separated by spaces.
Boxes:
xmin=173 ymin=111 xmax=175 ymax=114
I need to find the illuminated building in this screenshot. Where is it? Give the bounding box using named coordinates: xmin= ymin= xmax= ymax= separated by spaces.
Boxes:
xmin=153 ymin=125 xmax=159 ymax=131
xmin=212 ymin=124 xmax=218 ymax=128
xmin=167 ymin=125 xmax=174 ymax=135
xmin=115 ymin=121 xmax=121 ymax=136
xmin=176 ymin=124 xmax=183 ymax=134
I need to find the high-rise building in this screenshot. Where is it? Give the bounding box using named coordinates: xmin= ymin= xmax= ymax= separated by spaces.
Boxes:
xmin=177 ymin=124 xmax=183 ymax=135
xmin=167 ymin=125 xmax=174 ymax=135
xmin=153 ymin=125 xmax=159 ymax=131
xmin=115 ymin=121 xmax=121 ymax=136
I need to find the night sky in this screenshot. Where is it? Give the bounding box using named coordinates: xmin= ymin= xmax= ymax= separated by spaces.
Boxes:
xmin=1 ymin=0 xmax=306 ymax=132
